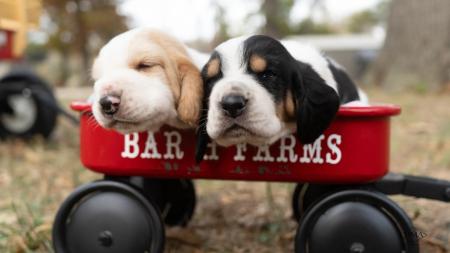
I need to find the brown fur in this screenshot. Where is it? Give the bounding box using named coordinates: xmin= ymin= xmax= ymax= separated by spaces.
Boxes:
xmin=277 ymin=90 xmax=296 ymax=121
xmin=285 ymin=90 xmax=296 ymax=119
xmin=249 ymin=54 xmax=267 ymax=73
xmin=128 ymin=30 xmax=203 ymax=126
xmin=205 ymin=58 xmax=220 ymax=78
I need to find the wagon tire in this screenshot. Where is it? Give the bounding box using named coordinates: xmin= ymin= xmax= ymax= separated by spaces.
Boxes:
xmin=0 ymin=71 xmax=57 ymax=139
xmin=142 ymin=179 xmax=196 ymax=227
xmin=52 ymin=180 xmax=165 ymax=253
xmin=292 ymin=183 xmax=342 ymax=222
xmin=294 ymin=190 xmax=419 ymax=253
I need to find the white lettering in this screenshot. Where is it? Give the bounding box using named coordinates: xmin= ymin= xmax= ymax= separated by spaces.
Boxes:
xmin=121 ymin=133 xmax=140 ymax=158
xmin=119 ymin=131 xmax=342 ymax=165
xmin=163 ymin=131 xmax=184 ymax=159
xmin=326 ymin=134 xmax=342 ymax=164
xmin=233 ymin=143 xmax=247 ymax=161
xmin=140 ymin=132 xmax=162 ymax=159
xmin=253 ymin=145 xmax=275 ymax=162
xmin=277 ymin=134 xmax=298 ymax=163
xmin=300 ymin=135 xmax=325 ymax=164
xmin=203 ymin=142 xmax=219 ymax=160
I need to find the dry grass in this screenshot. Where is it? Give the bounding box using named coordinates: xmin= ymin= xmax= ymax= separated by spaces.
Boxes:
xmin=0 ymin=88 xmax=449 ymax=253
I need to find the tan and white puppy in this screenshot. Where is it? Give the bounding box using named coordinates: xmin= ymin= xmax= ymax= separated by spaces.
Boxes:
xmin=92 ymin=28 xmax=208 ymax=133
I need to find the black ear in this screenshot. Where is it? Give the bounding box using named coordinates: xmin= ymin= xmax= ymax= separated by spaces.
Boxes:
xmin=195 ymin=103 xmax=209 ymax=163
xmin=195 ymin=64 xmax=212 ymax=164
xmin=291 ymin=62 xmax=340 ymax=144
xmin=195 ymin=51 xmax=223 ymax=163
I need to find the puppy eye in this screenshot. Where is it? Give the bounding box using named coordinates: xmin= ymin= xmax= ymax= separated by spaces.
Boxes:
xmin=258 ymin=70 xmax=276 ymax=80
xmin=136 ymin=62 xmax=154 ymax=71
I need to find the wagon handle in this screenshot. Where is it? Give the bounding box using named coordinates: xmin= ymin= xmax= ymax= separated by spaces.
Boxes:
xmin=375 ymin=173 xmax=450 ymax=202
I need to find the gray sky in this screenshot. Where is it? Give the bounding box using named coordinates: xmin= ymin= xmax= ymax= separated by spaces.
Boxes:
xmin=120 ymin=0 xmax=381 ymax=41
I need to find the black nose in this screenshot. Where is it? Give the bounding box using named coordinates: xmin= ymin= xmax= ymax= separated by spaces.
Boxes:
xmin=99 ymin=95 xmax=120 ymax=115
xmin=221 ymin=94 xmax=247 ymax=118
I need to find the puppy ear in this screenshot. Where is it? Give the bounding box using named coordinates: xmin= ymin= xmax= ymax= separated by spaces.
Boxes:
xmin=291 ymin=62 xmax=340 ymax=144
xmin=176 ymin=58 xmax=203 ymax=126
xmin=195 ymin=95 xmax=209 ymax=163
xmin=195 ymin=53 xmax=221 ymax=163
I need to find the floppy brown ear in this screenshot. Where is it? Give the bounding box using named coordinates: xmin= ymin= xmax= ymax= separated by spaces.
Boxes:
xmin=176 ymin=58 xmax=203 ymax=126
xmin=291 ymin=61 xmax=340 ymax=144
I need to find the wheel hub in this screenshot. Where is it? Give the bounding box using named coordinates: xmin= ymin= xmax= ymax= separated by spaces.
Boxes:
xmin=98 ymin=230 xmax=114 ymax=247
xmin=0 ymin=91 xmax=37 ymax=133
xmin=350 ymin=242 xmax=365 ymax=253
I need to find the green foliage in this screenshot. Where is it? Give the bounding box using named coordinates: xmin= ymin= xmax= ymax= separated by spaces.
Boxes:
xmin=259 ymin=0 xmax=295 ymax=37
xmin=260 ymin=0 xmax=296 ymax=37
xmin=294 ymin=18 xmax=335 ymax=34
xmin=41 ymin=0 xmax=128 ymax=85
xmin=347 ymin=10 xmax=378 ymax=33
xmin=0 ymin=202 xmax=52 ymax=252
xmin=43 ymin=0 xmax=128 ymax=52
xmin=24 ymin=43 xmax=48 ymax=63
xmin=345 ymin=0 xmax=391 ymax=33
xmin=212 ymin=4 xmax=231 ymax=46
xmin=254 ymin=0 xmax=336 ymax=37
xmin=37 ymin=0 xmax=130 ymax=85
xmin=412 ymin=81 xmax=428 ymax=94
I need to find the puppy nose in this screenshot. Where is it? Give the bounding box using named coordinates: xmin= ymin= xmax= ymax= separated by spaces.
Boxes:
xmin=221 ymin=94 xmax=247 ymax=118
xmin=99 ymin=95 xmax=120 ymax=115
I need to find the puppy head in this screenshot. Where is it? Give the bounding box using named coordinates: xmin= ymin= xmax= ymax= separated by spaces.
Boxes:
xmin=196 ymin=35 xmax=339 ymax=157
xmin=92 ymin=28 xmax=202 ymax=133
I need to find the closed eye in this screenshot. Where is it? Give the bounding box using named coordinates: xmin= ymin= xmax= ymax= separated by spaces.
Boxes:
xmin=257 ymin=70 xmax=276 ymax=80
xmin=136 ymin=62 xmax=156 ymax=71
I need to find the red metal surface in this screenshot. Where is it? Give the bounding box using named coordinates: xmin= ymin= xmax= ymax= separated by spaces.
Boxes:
xmin=0 ymin=30 xmax=14 ymax=60
xmin=72 ymin=102 xmax=400 ymax=183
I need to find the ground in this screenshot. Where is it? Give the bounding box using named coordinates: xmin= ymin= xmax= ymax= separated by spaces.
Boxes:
xmin=0 ymin=87 xmax=449 ymax=253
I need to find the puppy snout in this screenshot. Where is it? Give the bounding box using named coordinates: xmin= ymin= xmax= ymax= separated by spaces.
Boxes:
xmin=221 ymin=94 xmax=247 ymax=118
xmin=99 ymin=95 xmax=121 ymax=116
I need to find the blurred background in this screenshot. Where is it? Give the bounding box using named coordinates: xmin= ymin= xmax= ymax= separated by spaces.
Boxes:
xmin=0 ymin=0 xmax=449 ymax=252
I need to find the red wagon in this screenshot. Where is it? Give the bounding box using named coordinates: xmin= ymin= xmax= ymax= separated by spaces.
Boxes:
xmin=52 ymin=102 xmax=450 ymax=253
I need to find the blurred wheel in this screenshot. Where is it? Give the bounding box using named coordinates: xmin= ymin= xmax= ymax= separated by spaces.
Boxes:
xmin=52 ymin=180 xmax=165 ymax=253
xmin=1 ymin=90 xmax=37 ymax=133
xmin=0 ymin=70 xmax=57 ymax=139
xmin=141 ymin=179 xmax=196 ymax=227
xmin=295 ymin=190 xmax=419 ymax=253
xmin=292 ymin=183 xmax=341 ymax=222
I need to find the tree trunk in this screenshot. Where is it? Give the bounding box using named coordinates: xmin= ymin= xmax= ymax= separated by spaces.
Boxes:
xmin=261 ymin=0 xmax=282 ymax=37
xmin=370 ymin=0 xmax=450 ymax=90
xmin=73 ymin=0 xmax=89 ymax=85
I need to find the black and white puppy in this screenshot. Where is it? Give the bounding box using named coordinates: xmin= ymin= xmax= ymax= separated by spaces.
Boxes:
xmin=196 ymin=35 xmax=367 ymax=161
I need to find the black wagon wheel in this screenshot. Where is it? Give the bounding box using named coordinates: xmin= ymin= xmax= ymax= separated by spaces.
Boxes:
xmin=140 ymin=179 xmax=196 ymax=227
xmin=292 ymin=183 xmax=343 ymax=222
xmin=295 ymin=190 xmax=419 ymax=253
xmin=0 ymin=70 xmax=57 ymax=139
xmin=52 ymin=180 xmax=165 ymax=253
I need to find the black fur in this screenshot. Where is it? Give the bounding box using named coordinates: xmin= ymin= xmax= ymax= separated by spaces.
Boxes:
xmin=327 ymin=59 xmax=360 ymax=104
xmin=242 ymin=35 xmax=340 ymax=144
xmin=292 ymin=61 xmax=340 ymax=143
xmin=195 ymin=51 xmax=222 ymax=163
xmin=242 ymin=35 xmax=293 ymax=103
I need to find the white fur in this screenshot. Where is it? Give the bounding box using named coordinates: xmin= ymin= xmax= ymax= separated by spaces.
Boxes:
xmin=92 ymin=28 xmax=208 ymax=133
xmin=281 ymin=40 xmax=338 ymax=92
xmin=186 ymin=48 xmax=210 ymax=69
